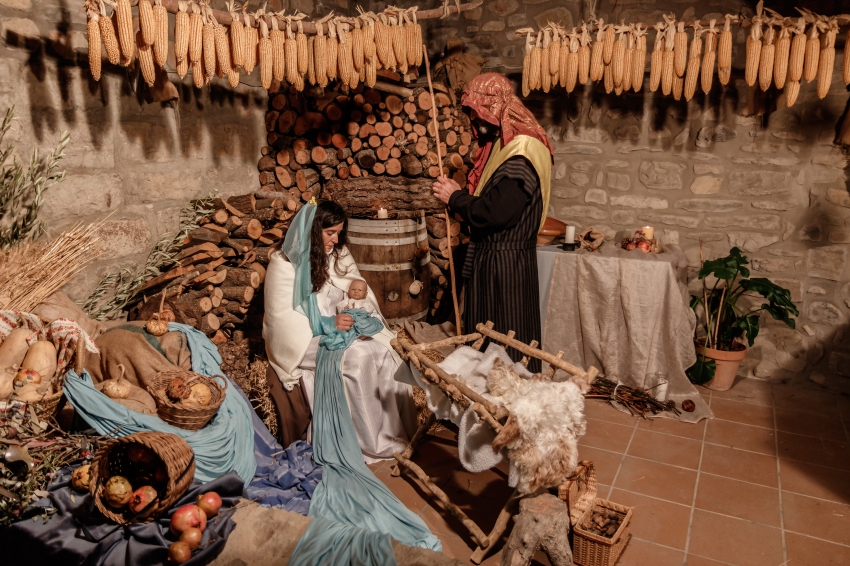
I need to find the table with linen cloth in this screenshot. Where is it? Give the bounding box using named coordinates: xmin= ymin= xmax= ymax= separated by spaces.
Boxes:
xmin=536 ymin=243 xmax=712 ymax=422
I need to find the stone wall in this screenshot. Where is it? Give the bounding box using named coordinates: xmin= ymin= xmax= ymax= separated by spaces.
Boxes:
xmin=413 ymin=0 xmax=850 ymax=392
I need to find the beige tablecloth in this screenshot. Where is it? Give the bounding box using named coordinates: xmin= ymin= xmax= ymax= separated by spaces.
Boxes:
xmin=537 ymin=244 xmax=712 ymax=422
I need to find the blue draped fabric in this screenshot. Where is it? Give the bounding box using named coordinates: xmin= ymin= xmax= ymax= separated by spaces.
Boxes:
xmin=286 ymin=204 xmax=441 ymax=565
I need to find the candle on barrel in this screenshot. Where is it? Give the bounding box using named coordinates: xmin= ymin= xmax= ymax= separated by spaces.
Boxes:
xmin=642 ymin=226 xmax=655 ymax=240
xmin=565 ymin=225 xmax=576 ymax=243
xmin=377 ymin=207 xmax=388 ymax=219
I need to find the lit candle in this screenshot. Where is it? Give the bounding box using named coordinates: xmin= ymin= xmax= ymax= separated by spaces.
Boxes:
xmin=642 ymin=226 xmax=654 ymax=240
xmin=565 ymin=225 xmax=576 ymax=243
xmin=377 ymin=207 xmax=388 ymax=219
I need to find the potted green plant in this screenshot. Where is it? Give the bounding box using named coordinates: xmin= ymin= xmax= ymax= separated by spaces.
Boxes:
xmin=687 ymin=247 xmax=799 ymax=391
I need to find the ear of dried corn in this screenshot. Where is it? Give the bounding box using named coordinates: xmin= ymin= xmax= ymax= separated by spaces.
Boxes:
xmin=115 ymin=0 xmax=134 ymax=60
xmin=86 ymin=9 xmax=102 ymax=81
xmin=139 ymin=0 xmax=156 ymax=46
xmin=177 ymin=56 xmax=188 ymax=77
xmin=672 ymin=72 xmax=684 ymax=100
xmin=339 ymin=24 xmax=354 ymax=88
xmin=152 ymin=0 xmax=167 ymax=67
xmin=307 ymin=35 xmax=316 ymax=85
xmin=363 ymin=17 xmax=376 ymax=60
xmin=227 ymin=66 xmax=239 ymax=87
xmin=243 ymin=13 xmax=258 ymax=74
xmin=701 ymin=20 xmax=717 ymax=94
xmin=789 ymin=17 xmax=806 ymax=82
xmin=590 ymin=22 xmax=604 ymax=82
xmin=603 ymin=62 xmax=613 ymax=93
xmin=529 ymin=31 xmax=542 ymax=90
xmin=578 ymin=24 xmax=591 ymax=85
xmin=804 ymin=21 xmax=820 ymax=82
xmin=404 ymin=11 xmax=417 ymax=66
xmin=661 ymin=23 xmax=675 ymax=95
xmin=718 ymin=14 xmax=733 ymax=85
xmin=844 ymin=28 xmax=850 ymax=85
xmin=375 ymin=15 xmax=392 ymax=69
xmin=326 ymin=21 xmax=339 ymax=80
xmin=684 ymin=26 xmax=702 ymax=101
xmin=549 ymin=28 xmax=561 ymax=76
xmin=352 ymin=19 xmax=365 ymax=71
xmin=228 ymin=1 xmax=245 ymax=68
xmin=602 ymin=21 xmax=614 ymax=65
xmin=192 ymin=60 xmax=205 ymax=88
xmin=285 ymin=19 xmax=298 ymax=83
xmin=621 ymin=29 xmax=634 ymax=91
xmin=649 ymin=22 xmax=664 ymax=92
xmin=540 ymin=28 xmax=551 ymax=93
xmin=258 ymin=16 xmax=272 ymax=89
xmin=773 ymin=25 xmax=791 ymax=89
xmin=745 ymin=9 xmax=764 ymax=88
xmin=137 ymin=30 xmax=156 ymax=86
xmin=188 ymin=5 xmax=203 ymax=64
xmin=612 ymin=28 xmax=626 ymax=86
xmin=785 ymin=79 xmax=800 ymax=106
xmin=673 ymin=21 xmax=687 ymax=77
xmin=214 ymin=24 xmax=232 ymax=78
xmin=558 ymin=31 xmax=570 ymax=88
xmin=521 ymin=32 xmax=532 ymax=96
xmin=392 ymin=16 xmax=406 ymax=74
xmin=564 ymin=32 xmax=577 ymax=92
xmin=413 ymin=11 xmax=422 ymax=67
xmin=271 ymin=16 xmax=285 ymax=82
xmin=758 ymin=24 xmax=775 ymax=91
xmin=174 ymin=1 xmax=189 ymax=65
xmin=202 ymin=12 xmax=216 ymax=79
xmin=365 ymin=53 xmax=377 ymax=87
xmin=99 ymin=8 xmax=121 ymax=65
xmin=632 ymin=29 xmax=646 ymax=92
xmin=817 ymin=20 xmax=837 ymax=99
xmin=314 ymin=20 xmax=327 ymax=87
xmin=296 ymin=19 xmax=308 ymax=75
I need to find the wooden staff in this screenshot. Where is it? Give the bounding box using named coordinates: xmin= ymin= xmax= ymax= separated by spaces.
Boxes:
xmin=423 ymin=43 xmax=462 ymax=335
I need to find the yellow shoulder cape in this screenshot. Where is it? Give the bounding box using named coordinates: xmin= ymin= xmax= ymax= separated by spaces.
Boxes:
xmin=472 ymin=135 xmax=551 ymax=231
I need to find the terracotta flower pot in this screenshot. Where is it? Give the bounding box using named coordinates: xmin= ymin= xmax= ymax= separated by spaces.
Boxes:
xmin=695 ymin=342 xmax=748 ymax=391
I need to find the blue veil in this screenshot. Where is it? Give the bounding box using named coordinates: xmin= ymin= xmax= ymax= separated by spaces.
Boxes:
xmin=286 ymin=202 xmax=442 ymax=565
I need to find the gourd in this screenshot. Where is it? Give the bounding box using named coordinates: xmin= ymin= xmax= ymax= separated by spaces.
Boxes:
xmin=14 ymin=381 xmax=49 ymax=402
xmin=20 ymin=339 xmax=58 ymax=382
xmin=0 ymin=328 xmax=36 ymax=398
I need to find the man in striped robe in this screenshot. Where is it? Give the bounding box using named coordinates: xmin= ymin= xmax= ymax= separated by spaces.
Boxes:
xmin=432 ymin=73 xmax=553 ymax=372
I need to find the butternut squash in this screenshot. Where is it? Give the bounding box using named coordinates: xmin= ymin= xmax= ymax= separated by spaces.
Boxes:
xmin=21 ymin=340 xmax=58 ymax=382
xmin=14 ymin=381 xmax=50 ymax=403
xmin=0 ymin=328 xmax=36 ymax=398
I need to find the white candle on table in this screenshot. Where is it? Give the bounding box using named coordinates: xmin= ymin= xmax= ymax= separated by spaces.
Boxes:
xmin=642 ymin=226 xmax=654 ymax=240
xmin=565 ymin=225 xmax=576 ymax=243
xmin=377 ymin=207 xmax=388 ymax=219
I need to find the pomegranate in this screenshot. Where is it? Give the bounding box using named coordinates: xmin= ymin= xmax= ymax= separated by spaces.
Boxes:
xmin=637 ymin=240 xmax=651 ymax=253
xmin=196 ymin=491 xmax=222 ymax=519
xmin=626 ymin=242 xmax=636 ymax=251
xmin=126 ymin=444 xmax=155 ymax=465
xmin=170 ymin=504 xmax=207 ymax=536
xmin=71 ymin=464 xmax=92 ymax=492
xmin=179 ymin=527 xmax=203 ymax=550
xmin=167 ymin=541 xmax=192 ymax=564
xmin=154 ymin=463 xmax=168 ymax=484
xmin=129 ymin=485 xmax=158 ymax=514
xmin=104 ymin=475 xmax=133 ymax=508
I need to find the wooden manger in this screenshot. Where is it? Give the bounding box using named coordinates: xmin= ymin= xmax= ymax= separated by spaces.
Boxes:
xmin=390 ymin=321 xmax=601 ymax=564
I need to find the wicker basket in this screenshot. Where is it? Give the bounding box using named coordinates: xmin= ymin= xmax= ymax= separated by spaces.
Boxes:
xmin=89 ymin=431 xmax=195 ymax=524
xmin=147 ymin=370 xmax=227 ymax=431
xmin=572 ymin=498 xmax=634 ymax=566
xmin=33 ymin=330 xmax=86 ymax=421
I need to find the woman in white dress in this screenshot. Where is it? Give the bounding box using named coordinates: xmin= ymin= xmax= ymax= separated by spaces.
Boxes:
xmin=263 ymin=200 xmax=417 ymax=463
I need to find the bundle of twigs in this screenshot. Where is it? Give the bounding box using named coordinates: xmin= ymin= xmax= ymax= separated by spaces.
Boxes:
xmin=0 ymin=220 xmax=104 ymax=313
xmin=585 ymin=376 xmax=680 ymax=418
xmin=0 ymin=405 xmax=107 ymax=526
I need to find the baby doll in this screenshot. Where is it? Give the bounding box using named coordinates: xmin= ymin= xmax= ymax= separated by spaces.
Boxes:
xmin=336 ymin=279 xmax=379 ymax=316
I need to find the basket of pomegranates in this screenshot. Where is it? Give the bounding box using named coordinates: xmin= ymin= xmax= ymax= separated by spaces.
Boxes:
xmin=88 ymin=431 xmax=196 ymax=524
xmin=146 ymin=370 xmax=227 ymax=431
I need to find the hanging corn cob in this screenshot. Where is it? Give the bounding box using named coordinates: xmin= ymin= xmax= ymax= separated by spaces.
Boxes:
xmin=785 ymin=77 xmax=800 ymax=106
xmin=529 ymin=31 xmax=542 ymax=90
xmin=271 ymin=15 xmax=285 ymax=82
xmin=258 ymin=12 xmax=272 ymax=89
xmin=86 ymin=4 xmax=101 ymax=81
xmin=772 ymin=20 xmax=791 ymax=89
xmin=621 ymin=26 xmax=634 ymax=92
xmin=558 ymin=28 xmax=569 ymax=88
xmin=243 ymin=11 xmax=258 ymax=75
xmin=844 ymin=27 xmax=850 ymax=85
xmin=351 ymin=18 xmax=364 ymax=72
xmin=662 ymin=19 xmax=676 ymax=95
xmin=361 ymin=12 xmax=376 ymax=60
xmin=326 ymin=18 xmax=339 ymax=81
xmin=602 ymin=21 xmax=615 ymax=65
xmin=578 ymin=23 xmax=591 ymax=85
xmin=307 ymin=35 xmax=316 ymax=85
xmin=802 ymin=10 xmax=820 ymax=83
xmin=202 ymin=7 xmax=216 ymax=79
xmin=365 ymin=52 xmax=377 ymax=87
xmin=590 ymin=19 xmax=605 ymax=81
xmin=521 ymin=31 xmax=532 ymax=96
xmin=139 ymin=0 xmax=156 ymax=46
xmin=684 ymin=23 xmax=702 ymax=101
xmin=413 ymin=9 xmax=422 ymax=67
xmin=632 ymin=24 xmax=646 ymax=92
xmin=788 ymin=16 xmax=806 ymax=83
xmin=137 ymin=30 xmax=156 ymax=86
xmin=603 ymin=61 xmax=613 ymax=93
xmin=152 ymin=0 xmax=167 ymax=67
xmin=375 ymin=14 xmax=393 ymax=70
xmin=392 ymin=14 xmax=407 ymax=74
xmin=540 ymin=28 xmax=551 ymax=93
xmin=284 ymin=17 xmax=298 ymax=84
xmin=226 ymin=65 xmax=239 ymax=87
xmin=673 ymin=21 xmax=687 ymax=77
xmin=214 ymin=23 xmax=232 ymax=79
xmin=404 ymin=9 xmax=418 ymax=67
xmin=115 ymin=0 xmax=134 ymax=60
xmin=188 ymin=2 xmax=203 ymax=64
xmin=549 ymin=27 xmax=561 ymax=86
xmin=338 ymin=21 xmax=354 ymax=88
xmin=98 ymin=3 xmax=121 ymax=66
xmin=612 ymin=25 xmax=626 ymax=87
xmin=192 ymin=60 xmax=204 ymax=87
xmin=817 ymin=18 xmax=837 ymax=99
xmin=314 ymin=16 xmax=327 ymax=88
xmin=745 ymin=2 xmax=764 ymax=87
xmin=758 ymin=21 xmax=775 ymax=91
xmin=174 ymin=1 xmax=190 ymax=72
xmin=701 ymin=19 xmax=717 ymax=94
xmin=649 ymin=22 xmax=664 ymax=92
xmin=565 ymin=30 xmax=579 ymax=92
xmin=718 ymin=14 xmax=733 ymax=85
xmin=227 ymin=1 xmax=244 ymax=68
xmin=296 ymin=19 xmax=308 ymax=75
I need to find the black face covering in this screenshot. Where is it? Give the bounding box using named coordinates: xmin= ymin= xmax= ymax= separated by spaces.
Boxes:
xmin=472 ymin=117 xmax=497 ymax=140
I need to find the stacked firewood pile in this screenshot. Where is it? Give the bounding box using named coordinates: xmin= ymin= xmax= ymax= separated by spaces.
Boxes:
xmin=424 ymin=215 xmax=465 ymax=319
xmin=130 ymin=194 xmax=291 ymax=343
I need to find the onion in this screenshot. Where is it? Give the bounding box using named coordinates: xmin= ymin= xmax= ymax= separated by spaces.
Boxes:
xmin=71 ymin=464 xmax=92 ymax=492
xmin=179 ymin=527 xmax=203 ymax=550
xmin=168 ymin=541 xmax=192 ymax=564
xmin=196 ymin=491 xmax=222 ymax=519
xmin=104 ymin=475 xmax=133 ymax=508
xmin=170 ymin=504 xmax=207 ymax=535
xmin=101 ymin=377 xmax=132 ymax=400
xmin=129 ymin=485 xmax=158 ymax=514
xmin=187 ymin=383 xmax=212 ymax=406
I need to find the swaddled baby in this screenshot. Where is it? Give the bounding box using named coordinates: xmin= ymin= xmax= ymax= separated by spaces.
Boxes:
xmin=336 ymin=280 xmax=379 ymax=317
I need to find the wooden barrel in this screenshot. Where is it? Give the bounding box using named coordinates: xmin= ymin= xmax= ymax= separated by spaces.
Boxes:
xmin=347 ymin=215 xmax=431 ymax=325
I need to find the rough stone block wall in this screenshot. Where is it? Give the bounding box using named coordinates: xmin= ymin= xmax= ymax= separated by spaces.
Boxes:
xmin=403 ymin=0 xmax=850 ymax=393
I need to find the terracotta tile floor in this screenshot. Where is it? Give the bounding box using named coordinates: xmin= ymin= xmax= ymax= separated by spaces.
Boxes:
xmin=369 ymin=378 xmax=850 ymax=565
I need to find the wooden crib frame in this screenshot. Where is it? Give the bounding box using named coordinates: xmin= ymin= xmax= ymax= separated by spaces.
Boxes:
xmin=390 ymin=321 xmax=600 ymax=564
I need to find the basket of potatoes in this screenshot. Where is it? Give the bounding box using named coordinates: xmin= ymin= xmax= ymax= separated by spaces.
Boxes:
xmin=146 ymin=370 xmax=226 ymax=431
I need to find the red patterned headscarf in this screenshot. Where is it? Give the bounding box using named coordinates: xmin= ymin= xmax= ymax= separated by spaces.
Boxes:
xmin=461 ymin=73 xmax=554 ymax=193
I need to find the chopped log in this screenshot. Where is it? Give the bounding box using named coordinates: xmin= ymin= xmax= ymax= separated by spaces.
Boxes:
xmin=265 ymin=111 xmax=278 ymax=132
xmin=376 ymin=146 xmax=391 ymax=161
xmin=351 ymin=137 xmax=363 ymax=152
xmin=295 ymin=149 xmax=311 ymax=165
xmin=311 ymin=146 xmax=328 ymax=164
xmin=316 ymin=131 xmax=333 ymax=147
xmin=246 ymin=208 xmax=280 ymax=223
xmin=460 ymin=131 xmax=472 ymax=145
xmin=404 ymin=101 xmax=417 ymax=115
xmin=337 ymin=147 xmax=352 ymax=161
xmin=337 ymin=166 xmax=350 ymax=179
xmin=385 ymin=94 xmax=404 ymax=115
xmin=325 ymin=103 xmax=343 ymax=121
xmin=226 ymin=194 xmax=256 ymax=214
xmin=373 ymin=162 xmax=386 ymax=175
xmin=211 ymin=286 xmax=223 ymax=307
xmin=458 ymin=144 xmax=469 ymax=156
xmin=429 ymin=262 xmax=448 ymax=286
xmin=430 ymin=254 xmax=449 ymax=270
xmin=174 ymin=242 xmax=221 ymax=262
xmin=434 ymin=92 xmax=452 ymax=108
xmin=223 ymin=238 xmax=254 ymax=254
xmin=276 ymin=149 xmax=291 ymax=167
xmin=323 ymin=177 xmax=443 ymax=215
xmin=375 ymin=122 xmax=393 ymax=137
xmin=373 ymin=81 xmax=413 ymax=98
xmin=179 ymin=251 xmax=225 ymax=267
xmin=392 ymin=115 xmax=404 ymax=129
xmin=224 ymin=267 xmax=261 ymax=289
xmin=292 ymin=138 xmax=310 ymax=152
xmin=175 ymin=291 xmax=213 ymax=314
xmin=427 ymin=165 xmax=441 ymax=178
xmin=198 ymin=313 xmax=221 ymax=334
xmin=355 ymin=149 xmax=377 ymax=170
xmin=251 ymin=262 xmax=267 ymax=283
xmin=296 ymin=168 xmax=320 ymax=192
xmin=368 ymin=135 xmax=382 ymax=148
xmin=261 ymin=227 xmax=284 ymax=241
xmin=137 ymin=266 xmax=190 ymax=293
xmin=425 ymin=216 xmax=460 ymax=238
xmin=331 ymin=133 xmax=348 ymax=149
xmin=186 ymin=227 xmax=226 ymax=245
xmin=271 ymin=93 xmax=287 ymax=111
xmin=400 ymin=154 xmax=423 ymax=176
xmin=385 ymin=158 xmax=401 ymax=176
xmin=232 ymin=218 xmax=263 ymax=240
xmin=418 ymin=91 xmax=432 ymax=111
xmin=413 ymin=123 xmax=427 ymax=137
xmin=209 ymin=330 xmax=228 ymax=345
xmin=359 ymin=124 xmax=377 ymax=138
xmin=222 ymin=286 xmax=255 ymax=303
xmin=214 ymin=301 xmax=250 ymax=315
xmin=198 ymin=257 xmax=227 ymax=273
xmin=349 ymin=164 xmax=361 ymax=177
xmin=445 ymin=153 xmax=464 ymax=169
xmin=254 ymin=247 xmax=274 ymax=265
xmin=346 ymin=122 xmax=360 ymax=136
xmin=212 ymin=209 xmax=229 ymax=224
xmin=415 ymin=138 xmax=429 ymax=156
xmin=193 ymin=269 xmax=227 ymax=286
xmin=440 ymin=130 xmax=458 ymax=146
xmin=277 ymin=110 xmax=296 ymax=133
xmin=364 ymin=88 xmax=382 ymax=105
xmin=390 ymin=147 xmax=401 ymax=159
xmin=428 ymin=235 xmax=459 ymax=252
xmin=382 ymin=135 xmax=396 ymax=148
xmin=258 ymin=155 xmax=276 ymax=171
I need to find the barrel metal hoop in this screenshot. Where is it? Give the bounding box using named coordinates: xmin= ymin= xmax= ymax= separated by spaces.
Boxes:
xmin=356 ymin=254 xmax=431 ymax=272
xmin=385 ymin=308 xmax=429 ymax=326
xmin=348 ymin=220 xmax=425 ymax=234
xmin=348 ymin=235 xmax=423 ymax=246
